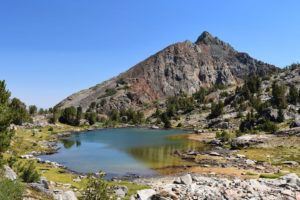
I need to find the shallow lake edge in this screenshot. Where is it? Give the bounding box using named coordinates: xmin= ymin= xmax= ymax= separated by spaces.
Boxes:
xmin=40 ymin=125 xmax=195 ymax=179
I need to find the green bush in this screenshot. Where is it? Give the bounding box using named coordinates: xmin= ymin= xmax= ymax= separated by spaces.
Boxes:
xmin=237 ymin=111 xmax=243 ymax=118
xmin=59 ymin=106 xmax=77 ymax=125
xmin=277 ymin=109 xmax=284 ymax=123
xmin=288 ymin=84 xmax=299 ymax=105
xmin=245 ymin=172 xmax=257 ymax=176
xmin=271 ymin=81 xmax=287 ymax=109
xmin=220 ymin=91 xmax=229 ymax=98
xmin=243 ymin=75 xmax=262 ymax=94
xmin=58 ymin=169 xmax=66 ymax=174
xmin=258 ymin=119 xmax=279 ymax=133
xmin=161 ymin=112 xmax=171 ymax=128
xmin=85 ymin=112 xmax=97 ymax=125
xmin=193 ymin=87 xmax=207 ymax=103
xmin=0 ymin=177 xmax=24 ymax=200
xmin=0 ymin=80 xmax=15 ymax=167
xmin=239 ymin=110 xmax=256 ymax=133
xmin=9 ymin=98 xmax=30 ymax=125
xmin=29 ymin=105 xmax=37 ymax=116
xmin=98 ymin=88 xmax=117 ymax=99
xmin=262 ymin=75 xmax=270 ymax=81
xmin=100 ymin=99 xmax=107 ymax=106
xmin=117 ymin=78 xmax=127 ymax=85
xmin=216 ymin=131 xmax=230 ymax=142
xmin=235 ymin=130 xmax=244 ymax=137
xmin=177 ymin=122 xmax=183 ymax=127
xmin=210 ymin=100 xmax=224 ymax=118
xmin=48 ymin=127 xmax=54 ymax=131
xmin=19 ymin=161 xmax=40 ymax=183
xmin=48 ymin=112 xmax=59 ymax=124
xmin=259 ymin=174 xmax=280 ymax=179
xmin=83 ymin=171 xmax=115 ymax=200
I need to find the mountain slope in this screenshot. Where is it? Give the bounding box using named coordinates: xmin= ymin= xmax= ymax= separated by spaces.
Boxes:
xmin=56 ymin=31 xmax=278 ymax=111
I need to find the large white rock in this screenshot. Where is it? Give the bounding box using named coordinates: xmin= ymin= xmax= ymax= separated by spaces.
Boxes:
xmin=62 ymin=191 xmax=77 ymax=200
xmin=180 ymin=174 xmax=193 ymax=185
xmin=4 ymin=165 xmax=17 ymax=181
xmin=137 ymin=189 xmax=156 ymax=200
xmin=280 ymin=173 xmax=300 ymax=186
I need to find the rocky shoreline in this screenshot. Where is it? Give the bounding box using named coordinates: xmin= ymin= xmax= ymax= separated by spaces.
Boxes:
xmin=18 ymin=125 xmax=300 ymax=200
xmin=130 ymin=173 xmax=300 ymax=200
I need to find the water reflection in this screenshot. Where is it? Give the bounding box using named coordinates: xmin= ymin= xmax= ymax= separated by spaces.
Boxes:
xmin=127 ymin=135 xmax=209 ymax=168
xmin=40 ymin=128 xmax=209 ymax=177
xmin=60 ymin=139 xmax=81 ymax=149
xmin=76 ymin=140 xmax=81 ymax=147
xmin=60 ymin=139 xmax=75 ymax=149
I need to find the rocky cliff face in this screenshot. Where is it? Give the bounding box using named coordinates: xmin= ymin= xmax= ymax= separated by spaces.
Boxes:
xmin=56 ymin=31 xmax=278 ymax=111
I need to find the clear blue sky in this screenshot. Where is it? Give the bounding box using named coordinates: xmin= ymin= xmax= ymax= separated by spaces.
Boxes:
xmin=0 ymin=0 xmax=299 ymax=108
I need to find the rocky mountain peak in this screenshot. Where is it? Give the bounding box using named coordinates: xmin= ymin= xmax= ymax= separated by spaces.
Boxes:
xmin=195 ymin=31 xmax=222 ymax=45
xmin=56 ymin=31 xmax=278 ymax=111
xmin=195 ymin=31 xmax=233 ymax=51
xmin=195 ymin=31 xmax=214 ymax=43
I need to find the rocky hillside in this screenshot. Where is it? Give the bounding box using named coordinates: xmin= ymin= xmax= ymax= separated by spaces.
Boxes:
xmin=57 ymin=31 xmax=278 ymax=111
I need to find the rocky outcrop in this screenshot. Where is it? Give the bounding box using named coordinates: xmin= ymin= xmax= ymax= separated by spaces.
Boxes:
xmin=136 ymin=189 xmax=156 ymax=200
xmin=132 ymin=173 xmax=300 ymax=200
xmin=274 ymin=127 xmax=300 ymax=137
xmin=113 ymin=185 xmax=128 ymax=198
xmin=53 ymin=190 xmax=78 ymax=200
xmin=231 ymin=134 xmax=275 ymax=148
xmin=57 ymin=31 xmax=277 ymax=111
xmin=290 ymin=120 xmax=300 ymax=128
xmin=28 ymin=177 xmax=52 ymax=196
xmin=0 ymin=165 xmax=17 ymax=181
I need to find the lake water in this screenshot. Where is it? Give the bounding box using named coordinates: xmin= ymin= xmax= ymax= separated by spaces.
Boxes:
xmin=39 ymin=128 xmax=209 ymax=178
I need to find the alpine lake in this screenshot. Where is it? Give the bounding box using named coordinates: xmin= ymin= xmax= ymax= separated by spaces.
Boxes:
xmin=38 ymin=128 xmax=210 ymax=179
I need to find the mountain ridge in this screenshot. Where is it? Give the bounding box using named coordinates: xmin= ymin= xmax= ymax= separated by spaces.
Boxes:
xmin=56 ymin=31 xmax=278 ymax=111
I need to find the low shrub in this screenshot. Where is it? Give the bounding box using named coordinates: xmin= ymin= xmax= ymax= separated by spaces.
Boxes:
xmin=0 ymin=177 xmax=25 ymax=200
xmin=19 ymin=161 xmax=40 ymax=183
xmin=259 ymin=174 xmax=280 ymax=179
xmin=216 ymin=131 xmax=231 ymax=142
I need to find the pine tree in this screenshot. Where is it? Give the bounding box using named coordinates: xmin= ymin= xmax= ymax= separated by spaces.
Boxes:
xmin=29 ymin=105 xmax=37 ymax=116
xmin=288 ymin=85 xmax=299 ymax=105
xmin=75 ymin=106 xmax=83 ymax=126
xmin=0 ymin=80 xmax=14 ymax=167
xmin=277 ymin=109 xmax=284 ymax=123
xmin=271 ymin=82 xmax=287 ymax=109
xmin=59 ymin=106 xmax=77 ymax=125
xmin=9 ymin=98 xmax=30 ymax=125
xmin=210 ymin=100 xmax=224 ymax=118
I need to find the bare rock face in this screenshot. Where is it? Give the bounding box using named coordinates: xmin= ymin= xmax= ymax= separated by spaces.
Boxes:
xmin=231 ymin=134 xmax=276 ymax=148
xmin=275 ymin=127 xmax=300 ymax=137
xmin=57 ymin=31 xmax=277 ymax=111
xmin=0 ymin=165 xmax=17 ymax=181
